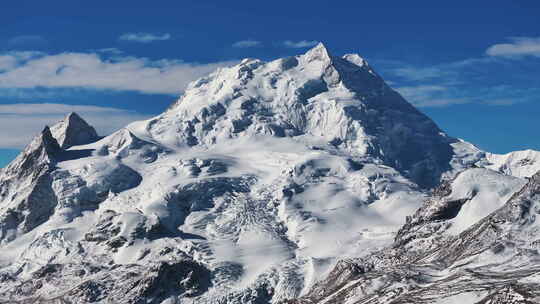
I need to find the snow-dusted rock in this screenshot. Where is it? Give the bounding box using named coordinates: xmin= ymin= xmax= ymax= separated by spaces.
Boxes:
xmin=50 ymin=112 xmax=99 ymax=149
xmin=0 ymin=127 xmax=61 ymax=244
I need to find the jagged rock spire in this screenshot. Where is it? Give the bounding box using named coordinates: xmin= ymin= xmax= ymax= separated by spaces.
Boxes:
xmin=50 ymin=112 xmax=99 ymax=149
xmin=1 ymin=126 xmax=62 ymax=181
xmin=23 ymin=126 xmax=62 ymax=160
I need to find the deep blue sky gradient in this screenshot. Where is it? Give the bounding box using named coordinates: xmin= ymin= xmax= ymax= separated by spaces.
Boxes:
xmin=0 ymin=149 xmax=19 ymax=168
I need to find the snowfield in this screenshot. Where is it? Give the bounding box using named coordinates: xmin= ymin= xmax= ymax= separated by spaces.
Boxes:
xmin=1 ymin=44 xmax=539 ymax=303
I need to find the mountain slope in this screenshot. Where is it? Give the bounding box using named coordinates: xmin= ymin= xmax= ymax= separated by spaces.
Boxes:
xmin=289 ymin=170 xmax=540 ymax=303
xmin=138 ymin=43 xmax=460 ymax=188
xmin=0 ymin=44 xmax=539 ymax=303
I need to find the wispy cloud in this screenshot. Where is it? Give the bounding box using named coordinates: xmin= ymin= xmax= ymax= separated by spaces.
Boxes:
xmin=483 ymin=99 xmax=521 ymax=106
xmin=283 ymin=40 xmax=319 ymax=48
xmin=7 ymin=35 xmax=49 ymax=49
xmin=486 ymin=37 xmax=540 ymax=58
xmin=0 ymin=103 xmax=151 ymax=148
xmin=391 ymin=66 xmax=450 ymax=82
xmin=119 ymin=32 xmax=172 ymax=43
xmin=232 ymin=40 xmax=261 ymax=48
xmin=94 ymin=48 xmax=123 ymax=55
xmin=394 ymin=85 xmax=466 ymax=107
xmin=0 ymin=51 xmax=237 ymax=95
xmin=379 ymin=52 xmax=540 ymax=108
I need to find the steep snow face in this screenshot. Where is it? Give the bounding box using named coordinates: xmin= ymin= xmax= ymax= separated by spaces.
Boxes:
xmin=393 ymin=168 xmax=526 ymax=254
xmin=50 ymin=112 xmax=99 ymax=149
xmin=438 ymin=168 xmax=525 ymax=235
xmin=134 ymin=43 xmax=456 ymax=188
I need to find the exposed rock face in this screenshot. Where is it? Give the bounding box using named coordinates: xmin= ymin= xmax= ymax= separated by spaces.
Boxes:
xmin=3 ymin=258 xmax=211 ymax=303
xmin=50 ymin=112 xmax=99 ymax=149
xmin=0 ymin=127 xmax=61 ymax=243
xmin=1 ymin=44 xmax=540 ymax=303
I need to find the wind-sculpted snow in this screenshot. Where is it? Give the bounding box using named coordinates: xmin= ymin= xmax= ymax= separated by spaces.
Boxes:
xmin=1 ymin=44 xmax=540 ymax=303
xmin=484 ymin=149 xmax=540 ymax=179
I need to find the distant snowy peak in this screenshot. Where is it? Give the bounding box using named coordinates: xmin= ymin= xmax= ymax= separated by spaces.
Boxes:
xmin=4 ymin=126 xmax=61 ymax=173
xmin=2 ymin=113 xmax=99 ymax=177
xmin=50 ymin=112 xmax=99 ymax=149
xmin=28 ymin=126 xmax=62 ymax=158
xmin=0 ymin=126 xmax=61 ymax=243
xmin=484 ymin=149 xmax=540 ymax=178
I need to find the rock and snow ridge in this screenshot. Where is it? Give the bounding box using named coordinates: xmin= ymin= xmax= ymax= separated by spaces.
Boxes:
xmin=0 ymin=43 xmax=539 ymax=303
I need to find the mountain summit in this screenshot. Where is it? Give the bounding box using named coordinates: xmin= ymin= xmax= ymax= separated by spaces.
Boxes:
xmin=0 ymin=45 xmax=539 ymax=303
xmin=142 ymin=43 xmax=456 ymax=187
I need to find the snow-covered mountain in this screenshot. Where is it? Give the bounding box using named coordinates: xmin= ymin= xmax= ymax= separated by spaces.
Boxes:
xmin=0 ymin=44 xmax=539 ymax=303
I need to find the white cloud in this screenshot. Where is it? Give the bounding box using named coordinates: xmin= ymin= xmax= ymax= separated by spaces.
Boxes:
xmin=484 ymin=99 xmax=520 ymax=106
xmin=119 ymin=32 xmax=172 ymax=43
xmin=283 ymin=40 xmax=319 ymax=48
xmin=95 ymin=48 xmax=123 ymax=55
xmin=0 ymin=103 xmax=151 ymax=148
xmin=486 ymin=37 xmax=540 ymax=57
xmin=395 ymin=85 xmax=466 ymax=107
xmin=0 ymin=56 xmax=17 ymax=71
xmin=379 ymin=56 xmax=494 ymax=83
xmin=0 ymin=51 xmax=43 ymax=71
xmin=391 ymin=66 xmax=449 ymax=81
xmin=0 ymin=52 xmax=237 ymax=95
xmin=396 ymin=85 xmax=447 ymax=97
xmin=232 ymin=40 xmax=261 ymax=48
xmin=411 ymin=98 xmax=467 ymax=108
xmin=0 ymin=103 xmax=129 ymax=115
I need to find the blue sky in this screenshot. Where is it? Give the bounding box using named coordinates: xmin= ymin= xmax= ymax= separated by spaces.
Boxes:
xmin=1 ymin=0 xmax=540 ymax=166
